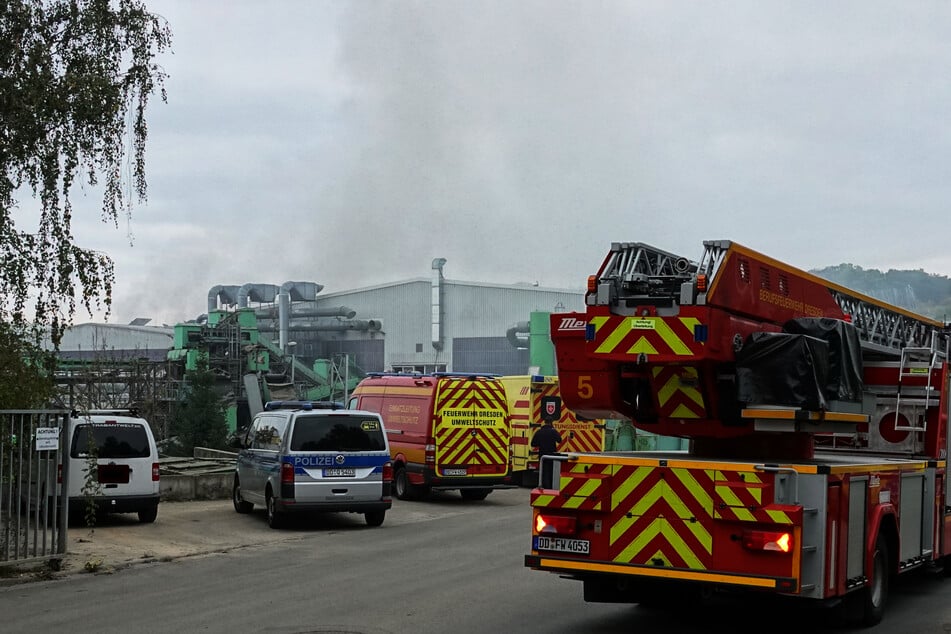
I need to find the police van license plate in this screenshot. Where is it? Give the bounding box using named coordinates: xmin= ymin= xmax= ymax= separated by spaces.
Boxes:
xmin=443 ymin=468 xmax=467 ymax=476
xmin=534 ymin=536 xmax=590 ymax=555
xmin=324 ymin=468 xmax=356 ymax=477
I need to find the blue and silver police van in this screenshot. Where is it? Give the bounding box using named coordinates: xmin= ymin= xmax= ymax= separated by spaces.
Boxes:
xmin=233 ymin=401 xmax=393 ymax=528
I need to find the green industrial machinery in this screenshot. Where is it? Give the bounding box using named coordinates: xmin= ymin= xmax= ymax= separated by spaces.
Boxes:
xmin=168 ymin=309 xmax=364 ymax=434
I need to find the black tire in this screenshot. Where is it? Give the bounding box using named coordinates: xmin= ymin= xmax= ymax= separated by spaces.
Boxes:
xmin=394 ymin=466 xmax=413 ymax=501
xmin=860 ymin=534 xmax=889 ymax=626
xmin=460 ymin=488 xmax=491 ymax=501
xmin=232 ymin=476 xmax=253 ymax=514
xmin=365 ymin=510 xmax=386 ymax=527
xmin=137 ymin=505 xmax=158 ymax=524
xmin=266 ymin=489 xmax=286 ymax=529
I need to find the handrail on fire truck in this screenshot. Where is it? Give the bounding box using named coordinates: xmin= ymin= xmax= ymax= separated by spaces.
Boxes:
xmin=592 ymin=240 xmax=951 ymax=358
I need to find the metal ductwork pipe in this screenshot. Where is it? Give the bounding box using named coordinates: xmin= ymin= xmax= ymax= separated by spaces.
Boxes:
xmin=259 ymin=319 xmax=383 ymax=333
xmin=207 ymin=285 xmax=242 ymax=312
xmin=279 ymin=292 xmax=290 ymax=351
xmin=507 ymin=321 xmax=530 ymax=350
xmin=254 ymin=306 xmax=357 ymax=320
xmin=432 ymin=258 xmax=446 ymax=350
xmin=280 ymin=281 xmax=324 ymax=301
xmin=237 ymin=283 xmax=281 ymax=308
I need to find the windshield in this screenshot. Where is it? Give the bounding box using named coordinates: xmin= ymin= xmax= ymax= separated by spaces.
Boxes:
xmin=71 ymin=423 xmax=151 ymax=459
xmin=290 ymin=414 xmax=386 ymax=452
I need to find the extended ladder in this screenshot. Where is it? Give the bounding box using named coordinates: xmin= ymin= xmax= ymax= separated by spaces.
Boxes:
xmin=893 ymin=339 xmax=939 ymax=432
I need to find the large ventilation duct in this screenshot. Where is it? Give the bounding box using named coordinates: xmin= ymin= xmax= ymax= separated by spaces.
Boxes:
xmin=207 ymin=285 xmax=242 ymax=312
xmin=432 ymin=258 xmax=446 ymax=350
xmin=237 ymin=283 xmax=281 ymax=308
xmin=507 ymin=321 xmax=530 ymax=350
xmin=254 ymin=306 xmax=356 ymax=320
xmin=259 ymin=320 xmax=383 ymax=333
xmin=280 ymin=281 xmax=324 ymax=301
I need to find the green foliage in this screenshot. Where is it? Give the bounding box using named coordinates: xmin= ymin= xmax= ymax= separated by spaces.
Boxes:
xmin=80 ymin=429 xmax=101 ymax=528
xmin=0 ymin=321 xmax=55 ymax=408
xmin=812 ymin=264 xmax=951 ymax=321
xmin=0 ymin=1 xmax=171 ymax=346
xmin=169 ymin=357 xmax=228 ymax=455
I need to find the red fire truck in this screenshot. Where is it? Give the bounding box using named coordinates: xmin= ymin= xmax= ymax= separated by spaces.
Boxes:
xmin=525 ymin=240 xmax=951 ymax=625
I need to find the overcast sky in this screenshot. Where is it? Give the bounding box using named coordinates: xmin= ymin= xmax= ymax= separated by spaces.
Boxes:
xmin=32 ymin=1 xmax=951 ymax=326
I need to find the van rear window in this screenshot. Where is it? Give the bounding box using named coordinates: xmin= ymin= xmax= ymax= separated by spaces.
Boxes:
xmin=71 ymin=423 xmax=151 ymax=459
xmin=290 ymin=415 xmax=386 ymax=452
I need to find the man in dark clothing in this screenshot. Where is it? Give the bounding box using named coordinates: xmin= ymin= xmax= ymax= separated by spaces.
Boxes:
xmin=531 ymin=420 xmax=562 ymax=489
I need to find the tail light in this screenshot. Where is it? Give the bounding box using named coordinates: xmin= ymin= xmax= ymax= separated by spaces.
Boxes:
xmin=57 ymin=463 xmax=63 ymax=484
xmin=742 ymin=529 xmax=792 ymax=553
xmin=535 ymin=513 xmax=577 ymax=536
xmin=382 ymin=461 xmax=393 ymax=483
xmin=152 ymin=463 xmax=160 ymax=482
xmin=696 ymin=274 xmax=707 ymax=292
xmin=281 ymin=462 xmax=295 ymax=484
xmin=425 ymin=438 xmax=435 ymax=465
xmin=586 ymin=275 xmax=598 ymax=292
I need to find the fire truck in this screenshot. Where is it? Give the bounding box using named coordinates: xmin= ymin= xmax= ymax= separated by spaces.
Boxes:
xmin=524 ymin=239 xmax=951 ymax=625
xmin=501 ymin=375 xmax=606 ymax=486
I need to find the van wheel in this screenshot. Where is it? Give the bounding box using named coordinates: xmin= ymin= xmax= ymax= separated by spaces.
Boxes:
xmin=365 ymin=510 xmax=386 ymax=527
xmin=266 ymin=489 xmax=286 ymax=529
xmin=460 ymin=488 xmax=490 ymax=501
xmin=394 ymin=466 xmax=414 ymax=500
xmin=137 ymin=505 xmax=158 ymax=524
xmin=232 ymin=476 xmax=253 ymax=514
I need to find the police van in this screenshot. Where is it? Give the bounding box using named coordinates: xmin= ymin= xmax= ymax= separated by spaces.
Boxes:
xmin=232 ymin=401 xmax=393 ymax=529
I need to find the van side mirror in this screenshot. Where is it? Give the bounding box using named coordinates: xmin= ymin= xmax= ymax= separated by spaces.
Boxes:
xmin=230 ymin=434 xmax=245 ymax=450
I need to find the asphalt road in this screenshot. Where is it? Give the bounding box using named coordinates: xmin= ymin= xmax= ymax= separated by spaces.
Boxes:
xmin=3 ymin=488 xmax=951 ymax=633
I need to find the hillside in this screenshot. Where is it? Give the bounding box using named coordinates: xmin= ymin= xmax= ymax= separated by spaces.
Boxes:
xmin=811 ymin=264 xmax=951 ymax=322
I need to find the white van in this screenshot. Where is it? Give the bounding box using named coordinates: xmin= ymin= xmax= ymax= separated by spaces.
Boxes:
xmin=64 ymin=410 xmax=161 ymax=523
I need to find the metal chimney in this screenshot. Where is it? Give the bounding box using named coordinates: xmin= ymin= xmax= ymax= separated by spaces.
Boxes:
xmin=432 ymin=258 xmax=447 ymax=350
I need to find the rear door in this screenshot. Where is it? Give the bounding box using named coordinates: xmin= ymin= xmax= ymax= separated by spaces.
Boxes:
xmin=433 ymin=377 xmax=510 ymax=479
xmin=69 ymin=417 xmax=155 ymax=498
xmin=287 ymin=412 xmax=389 ymax=503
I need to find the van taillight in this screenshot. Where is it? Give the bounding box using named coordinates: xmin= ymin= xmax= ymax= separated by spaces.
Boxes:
xmin=425 ymin=438 xmax=435 ymax=464
xmin=382 ymin=461 xmax=393 ymax=483
xmin=57 ymin=464 xmax=63 ymax=484
xmin=152 ymin=463 xmax=161 ymax=482
xmin=281 ymin=462 xmax=295 ymax=484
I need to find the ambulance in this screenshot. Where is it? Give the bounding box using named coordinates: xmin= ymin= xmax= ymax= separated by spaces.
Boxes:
xmin=349 ymin=372 xmax=513 ymax=500
xmin=500 ymin=375 xmax=606 ymax=486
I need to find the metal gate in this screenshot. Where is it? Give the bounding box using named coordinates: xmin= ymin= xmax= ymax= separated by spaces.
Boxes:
xmin=0 ymin=410 xmax=70 ymax=564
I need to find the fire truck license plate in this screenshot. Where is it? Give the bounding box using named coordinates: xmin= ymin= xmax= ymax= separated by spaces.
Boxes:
xmin=443 ymin=468 xmax=467 ymax=476
xmin=324 ymin=468 xmax=355 ymax=477
xmin=534 ymin=536 xmax=590 ymax=555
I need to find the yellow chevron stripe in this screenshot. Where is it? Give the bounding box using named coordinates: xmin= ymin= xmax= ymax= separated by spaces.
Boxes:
xmin=679 ymin=317 xmax=701 ymax=336
xmin=670 ymin=404 xmax=700 ymax=419
xmin=590 ymin=316 xmax=609 ymax=332
xmin=614 ymin=518 xmax=706 ymax=569
xmin=671 ymin=468 xmax=712 ymax=512
xmin=765 ymin=509 xmax=793 ymax=524
xmin=560 ymin=478 xmax=602 ymax=509
xmin=714 ymin=484 xmax=756 ymax=521
xmin=629 ymin=482 xmax=692 ymax=519
xmin=595 ymin=320 xmax=632 ymax=354
xmin=628 ymin=337 xmax=659 ymax=355
xmin=611 ymin=466 xmax=652 ymax=511
xmin=532 ymin=494 xmax=557 ymax=507
xmin=652 ymin=318 xmax=692 ymax=355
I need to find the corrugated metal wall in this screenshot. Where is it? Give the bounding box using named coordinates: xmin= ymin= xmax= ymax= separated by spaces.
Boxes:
xmin=313 ymin=279 xmax=583 ymax=373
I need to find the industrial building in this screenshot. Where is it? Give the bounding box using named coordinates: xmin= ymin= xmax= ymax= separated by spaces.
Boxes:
xmin=54 ymin=259 xmax=584 ymax=377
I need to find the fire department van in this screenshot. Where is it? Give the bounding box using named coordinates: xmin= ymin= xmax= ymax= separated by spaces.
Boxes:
xmin=349 ymin=372 xmax=513 ymax=500
xmin=501 ymin=375 xmax=606 ymax=486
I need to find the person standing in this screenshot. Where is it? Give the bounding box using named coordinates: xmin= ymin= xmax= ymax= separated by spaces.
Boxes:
xmin=531 ymin=419 xmax=562 ymax=488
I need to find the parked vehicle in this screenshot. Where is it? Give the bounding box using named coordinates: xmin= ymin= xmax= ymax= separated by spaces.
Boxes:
xmin=65 ymin=410 xmax=161 ymax=523
xmin=350 ymin=372 xmax=513 ymax=501
xmin=232 ymin=400 xmax=392 ymax=528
